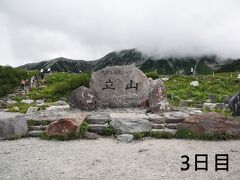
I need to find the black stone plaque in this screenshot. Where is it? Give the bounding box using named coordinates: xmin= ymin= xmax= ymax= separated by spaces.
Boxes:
xmin=229 ymin=92 xmax=240 ymax=116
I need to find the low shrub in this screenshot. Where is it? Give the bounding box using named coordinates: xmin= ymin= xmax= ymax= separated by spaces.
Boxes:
xmin=79 ymin=122 xmax=89 ymax=137
xmin=149 ymin=131 xmax=174 ymax=139
xmin=40 ymin=132 xmax=79 ymax=141
xmin=175 ymin=128 xmax=234 ymax=140
xmin=102 ymin=127 xmax=115 ymax=136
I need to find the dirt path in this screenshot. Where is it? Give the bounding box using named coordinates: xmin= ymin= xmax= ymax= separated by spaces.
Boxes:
xmin=0 ymin=138 xmax=240 ymax=180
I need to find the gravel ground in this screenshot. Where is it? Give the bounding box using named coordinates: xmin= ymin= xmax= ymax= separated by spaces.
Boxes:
xmin=0 ymin=138 xmax=240 ymax=180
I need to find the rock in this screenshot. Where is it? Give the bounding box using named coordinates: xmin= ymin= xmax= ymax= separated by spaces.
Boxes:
xmin=21 ymin=99 xmax=34 ymax=104
xmin=53 ymin=100 xmax=69 ymax=106
xmin=11 ymin=106 xmax=19 ymax=112
xmin=229 ymin=92 xmax=240 ymax=116
xmin=25 ymin=110 xmax=80 ymax=122
xmin=88 ymin=124 xmax=108 ymax=135
xmin=117 ymin=134 xmax=134 ymax=142
xmin=148 ymin=79 xmax=171 ymax=113
xmin=207 ymin=95 xmax=218 ymax=103
xmin=6 ymin=100 xmax=17 ymax=105
xmin=151 ymin=124 xmax=164 ymax=129
xmin=27 ymin=130 xmax=43 ymax=137
xmin=0 ymin=100 xmax=7 ymax=109
xmin=164 ymin=111 xmax=189 ymax=123
xmin=0 ymin=112 xmax=28 ymax=139
xmin=83 ymin=132 xmax=100 ymax=139
xmin=203 ymin=103 xmax=226 ymax=111
xmin=161 ymin=77 xmax=169 ymax=81
xmin=178 ymin=112 xmax=240 ymax=137
xmin=151 ymin=128 xmax=177 ymax=135
xmin=46 ymin=118 xmax=80 ymax=136
xmin=38 ymin=85 xmax=47 ymax=89
xmin=46 ymin=105 xmax=70 ymax=111
xmin=147 ymin=114 xmax=165 ymax=124
xmin=90 ymin=65 xmax=150 ymax=108
xmin=190 ymin=81 xmax=199 ymax=87
xmin=86 ymin=114 xmax=110 ymax=124
xmin=36 ymin=100 xmax=45 ymax=106
xmin=188 ymin=109 xmax=203 ymax=115
xmin=7 ymin=94 xmax=16 ymax=98
xmin=138 ymin=148 xmax=149 ymax=153
xmin=223 ymin=96 xmax=232 ymax=104
xmin=110 ymin=113 xmax=152 ymax=134
xmin=179 ymin=99 xmax=193 ymax=107
xmin=28 ymin=125 xmax=47 ymax=131
xmin=178 ymin=107 xmax=203 ymax=115
xmin=164 ymin=123 xmax=180 ymax=130
xmin=26 ymin=107 xmax=38 ymax=115
xmin=69 ymin=86 xmax=96 ymax=111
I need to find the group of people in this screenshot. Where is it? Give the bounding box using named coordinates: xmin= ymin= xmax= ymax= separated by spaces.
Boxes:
xmin=20 ymin=68 xmax=51 ymax=91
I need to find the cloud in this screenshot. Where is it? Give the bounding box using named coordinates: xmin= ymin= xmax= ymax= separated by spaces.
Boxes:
xmin=0 ymin=0 xmax=240 ymax=66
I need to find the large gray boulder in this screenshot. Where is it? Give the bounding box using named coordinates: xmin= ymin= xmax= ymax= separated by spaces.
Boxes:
xmin=90 ymin=65 xmax=150 ymax=108
xmin=69 ymin=86 xmax=96 ymax=111
xmin=110 ymin=113 xmax=152 ymax=134
xmin=0 ymin=112 xmax=28 ymax=139
xmin=148 ymin=79 xmax=171 ymax=113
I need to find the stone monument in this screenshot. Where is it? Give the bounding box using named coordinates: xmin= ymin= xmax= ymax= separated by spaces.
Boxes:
xmin=90 ymin=65 xmax=150 ymax=108
xmin=70 ymin=65 xmax=171 ymax=113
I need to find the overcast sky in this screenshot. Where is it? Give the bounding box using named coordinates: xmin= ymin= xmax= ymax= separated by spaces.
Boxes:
xmin=0 ymin=0 xmax=240 ymax=67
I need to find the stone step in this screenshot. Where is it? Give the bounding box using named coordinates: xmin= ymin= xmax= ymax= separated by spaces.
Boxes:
xmin=164 ymin=123 xmax=181 ymax=130
xmin=151 ymin=123 xmax=164 ymax=129
xmin=164 ymin=112 xmax=189 ymax=124
xmin=89 ymin=124 xmax=108 ymax=135
xmin=147 ymin=114 xmax=165 ymax=124
xmin=86 ymin=114 xmax=110 ymax=125
xmin=151 ymin=128 xmax=177 ymax=135
xmin=28 ymin=125 xmax=48 ymax=131
xmin=27 ymin=130 xmax=44 ymax=137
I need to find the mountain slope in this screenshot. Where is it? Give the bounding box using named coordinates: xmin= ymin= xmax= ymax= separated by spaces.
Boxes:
xmin=19 ymin=49 xmax=227 ymax=75
xmin=94 ymin=49 xmax=149 ymax=70
xmin=217 ymin=59 xmax=240 ymax=72
xmin=20 ymin=57 xmax=96 ymax=72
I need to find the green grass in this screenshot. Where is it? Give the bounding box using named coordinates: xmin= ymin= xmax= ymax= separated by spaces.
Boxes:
xmin=102 ymin=127 xmax=115 ymax=136
xmin=132 ymin=131 xmax=175 ymax=140
xmin=149 ymin=131 xmax=175 ymax=139
xmin=7 ymin=103 xmax=31 ymax=113
xmin=175 ymin=129 xmax=235 ymax=140
xmin=132 ymin=132 xmax=149 ymax=140
xmin=27 ymin=120 xmax=52 ymax=127
xmin=164 ymin=72 xmax=239 ymax=107
xmin=40 ymin=132 xmax=79 ymax=141
xmin=79 ymin=122 xmax=89 ymax=137
xmin=201 ymin=107 xmax=232 ymax=117
xmin=29 ymin=72 xmax=91 ymax=102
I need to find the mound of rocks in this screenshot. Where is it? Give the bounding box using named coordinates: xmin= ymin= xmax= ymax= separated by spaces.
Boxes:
xmin=178 ymin=112 xmax=240 ymax=137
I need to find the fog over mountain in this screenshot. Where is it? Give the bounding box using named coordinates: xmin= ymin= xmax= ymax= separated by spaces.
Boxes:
xmin=0 ymin=0 xmax=240 ymax=66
